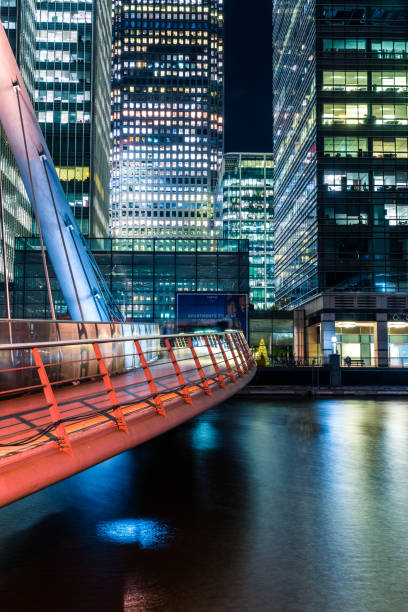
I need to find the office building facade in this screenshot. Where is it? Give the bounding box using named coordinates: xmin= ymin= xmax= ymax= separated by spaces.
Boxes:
xmin=35 ymin=0 xmax=112 ymax=236
xmin=0 ymin=0 xmax=35 ymax=292
xmin=13 ymin=237 xmax=249 ymax=322
xmin=218 ymin=153 xmax=274 ymax=310
xmin=273 ymin=0 xmax=408 ymax=364
xmin=110 ymin=0 xmax=224 ymax=238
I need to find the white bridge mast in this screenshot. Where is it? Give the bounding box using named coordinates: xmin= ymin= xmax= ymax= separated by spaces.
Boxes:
xmin=0 ymin=21 xmax=120 ymax=322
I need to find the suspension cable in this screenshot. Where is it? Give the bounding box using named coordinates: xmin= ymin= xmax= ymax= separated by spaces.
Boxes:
xmin=68 ymin=229 xmax=104 ymax=321
xmin=14 ymin=81 xmax=56 ymax=320
xmin=0 ymin=168 xmax=11 ymax=319
xmin=40 ymin=154 xmax=85 ymax=320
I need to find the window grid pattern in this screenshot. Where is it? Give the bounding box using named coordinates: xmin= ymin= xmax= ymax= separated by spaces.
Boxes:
xmin=273 ymin=0 xmax=408 ymax=308
xmin=218 ymin=153 xmax=274 ymax=311
xmin=35 ymin=0 xmax=111 ymax=236
xmin=0 ymin=0 xmax=35 ymax=294
xmin=12 ymin=237 xmax=249 ymax=321
xmin=110 ymin=0 xmax=224 ymax=239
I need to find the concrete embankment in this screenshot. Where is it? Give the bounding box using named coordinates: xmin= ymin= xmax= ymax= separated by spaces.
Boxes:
xmin=239 ymin=385 xmax=408 ymax=397
xmin=241 ymin=366 xmax=408 ymax=397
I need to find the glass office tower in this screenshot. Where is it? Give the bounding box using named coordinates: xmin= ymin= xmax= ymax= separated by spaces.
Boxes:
xmin=0 ymin=0 xmax=35 ymax=290
xmin=273 ymin=0 xmax=408 ymax=364
xmin=218 ymin=153 xmax=274 ymax=310
xmin=35 ymin=0 xmax=111 ymax=236
xmin=111 ymin=0 xmax=224 ymax=238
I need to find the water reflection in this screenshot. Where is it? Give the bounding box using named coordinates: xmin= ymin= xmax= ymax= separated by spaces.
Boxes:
xmin=1 ymin=398 xmax=408 ymax=611
xmin=123 ymin=575 xmax=168 ymax=612
xmin=190 ymin=418 xmax=219 ymax=451
xmin=96 ymin=518 xmax=175 ymax=548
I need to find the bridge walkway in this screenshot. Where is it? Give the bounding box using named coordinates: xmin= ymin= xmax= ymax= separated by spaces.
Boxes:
xmin=0 ymin=347 xmax=228 ymax=458
xmin=0 ymin=332 xmax=256 ymax=506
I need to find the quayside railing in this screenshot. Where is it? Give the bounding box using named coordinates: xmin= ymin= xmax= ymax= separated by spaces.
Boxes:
xmin=0 ymin=331 xmax=255 ymax=454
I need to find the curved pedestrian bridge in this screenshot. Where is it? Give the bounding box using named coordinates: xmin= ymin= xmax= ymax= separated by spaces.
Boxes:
xmin=0 ymin=331 xmax=255 ymax=506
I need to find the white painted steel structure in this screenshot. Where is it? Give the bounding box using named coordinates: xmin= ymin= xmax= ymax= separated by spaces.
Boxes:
xmin=0 ymin=21 xmax=119 ymax=322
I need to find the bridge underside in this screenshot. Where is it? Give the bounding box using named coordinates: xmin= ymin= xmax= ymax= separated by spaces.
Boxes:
xmin=0 ymin=347 xmax=255 ymax=507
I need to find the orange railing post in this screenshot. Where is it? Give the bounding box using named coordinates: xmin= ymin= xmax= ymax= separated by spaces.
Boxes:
xmin=32 ymin=347 xmax=72 ymax=454
xmin=186 ymin=336 xmax=212 ymax=396
xmin=231 ymin=333 xmax=249 ymax=374
xmin=93 ymin=342 xmax=128 ymax=433
xmin=134 ymin=339 xmax=166 ymax=416
xmin=225 ymin=334 xmax=243 ymax=378
xmin=216 ymin=334 xmax=236 ymax=383
xmin=204 ymin=335 xmax=226 ymax=389
xmin=164 ymin=337 xmax=193 ymax=405
xmin=237 ymin=332 xmax=254 ymax=368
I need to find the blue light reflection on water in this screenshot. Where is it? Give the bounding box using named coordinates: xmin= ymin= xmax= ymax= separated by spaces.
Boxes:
xmin=190 ymin=419 xmax=219 ymax=451
xmin=96 ymin=518 xmax=175 ymax=548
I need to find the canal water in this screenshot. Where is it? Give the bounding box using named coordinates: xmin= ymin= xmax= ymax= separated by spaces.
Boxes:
xmin=1 ymin=398 xmax=408 ymax=611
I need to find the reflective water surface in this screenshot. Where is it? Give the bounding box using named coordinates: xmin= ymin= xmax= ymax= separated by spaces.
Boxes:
xmin=1 ymin=398 xmax=408 ymax=611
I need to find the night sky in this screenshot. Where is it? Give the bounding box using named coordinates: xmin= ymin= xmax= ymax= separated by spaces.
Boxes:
xmin=224 ymin=0 xmax=273 ymax=153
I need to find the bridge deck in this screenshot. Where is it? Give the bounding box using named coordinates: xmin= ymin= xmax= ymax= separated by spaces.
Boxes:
xmin=0 ymin=348 xmax=223 ymax=459
xmin=0 ymin=333 xmax=256 ymax=507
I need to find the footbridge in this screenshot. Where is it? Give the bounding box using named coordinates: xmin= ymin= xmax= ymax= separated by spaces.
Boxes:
xmin=0 ymin=21 xmax=255 ymax=508
xmin=0 ymin=326 xmax=255 ymax=506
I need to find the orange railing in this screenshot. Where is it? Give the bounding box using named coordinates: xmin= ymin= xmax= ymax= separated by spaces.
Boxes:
xmin=0 ymin=331 xmax=255 ymax=453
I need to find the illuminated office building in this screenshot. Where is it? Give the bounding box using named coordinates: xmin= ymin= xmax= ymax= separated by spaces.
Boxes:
xmin=13 ymin=237 xmax=248 ymax=322
xmin=0 ymin=0 xmax=35 ymax=293
xmin=110 ymin=0 xmax=224 ymax=238
xmin=218 ymin=153 xmax=274 ymax=310
xmin=273 ymin=0 xmax=408 ymax=364
xmin=35 ymin=0 xmax=111 ymax=236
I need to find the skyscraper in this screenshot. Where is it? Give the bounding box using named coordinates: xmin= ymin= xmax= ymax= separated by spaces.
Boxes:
xmin=218 ymin=153 xmax=274 ymax=310
xmin=0 ymin=0 xmax=35 ymax=287
xmin=273 ymin=0 xmax=408 ymax=364
xmin=35 ymin=0 xmax=112 ymax=236
xmin=110 ymin=0 xmax=224 ymax=238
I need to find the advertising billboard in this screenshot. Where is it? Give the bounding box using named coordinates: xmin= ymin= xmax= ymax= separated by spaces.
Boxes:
xmin=176 ymin=292 xmax=249 ymax=337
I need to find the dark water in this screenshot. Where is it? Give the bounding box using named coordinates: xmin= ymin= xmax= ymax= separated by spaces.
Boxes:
xmin=1 ymin=398 xmax=408 ymax=612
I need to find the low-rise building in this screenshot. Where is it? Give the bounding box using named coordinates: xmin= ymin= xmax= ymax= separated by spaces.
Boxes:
xmin=13 ymin=237 xmax=249 ymax=325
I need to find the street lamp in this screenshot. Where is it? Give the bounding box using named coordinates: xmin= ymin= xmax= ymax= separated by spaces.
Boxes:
xmin=331 ymin=336 xmax=338 ymax=354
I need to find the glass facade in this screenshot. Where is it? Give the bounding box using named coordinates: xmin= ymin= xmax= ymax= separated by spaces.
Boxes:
xmin=0 ymin=0 xmax=35 ymax=291
xmin=35 ymin=0 xmax=112 ymax=236
xmin=110 ymin=0 xmax=224 ymax=238
xmin=249 ymin=312 xmax=294 ymax=358
xmin=388 ymin=321 xmax=408 ymax=366
xmin=273 ymin=0 xmax=408 ymax=309
xmin=218 ymin=153 xmax=274 ymax=310
xmin=13 ymin=237 xmax=249 ymax=321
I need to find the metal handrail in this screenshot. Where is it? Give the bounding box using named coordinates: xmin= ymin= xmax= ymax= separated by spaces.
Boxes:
xmin=0 ymin=329 xmax=255 ymax=512
xmin=0 ymin=330 xmax=242 ymax=352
